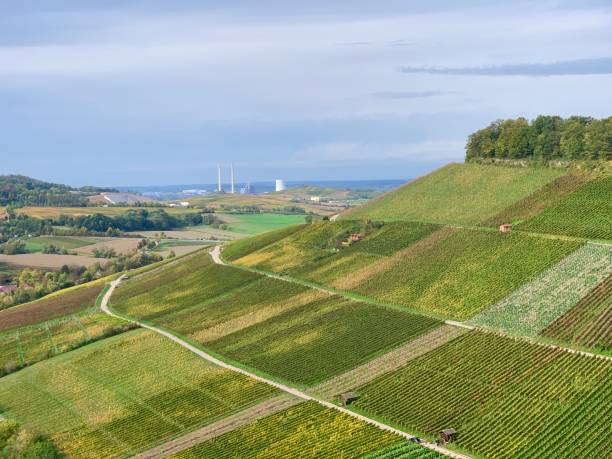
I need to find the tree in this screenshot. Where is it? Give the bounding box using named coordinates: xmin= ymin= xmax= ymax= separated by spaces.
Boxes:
xmin=584 ymin=117 xmax=612 ymax=160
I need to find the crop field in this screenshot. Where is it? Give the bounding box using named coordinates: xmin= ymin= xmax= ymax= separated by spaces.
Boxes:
xmin=206 ymin=294 xmax=440 ymax=386
xmin=0 ymin=252 xmax=104 ymax=269
xmin=480 ymin=171 xmax=593 ymax=227
xmin=76 ymin=237 xmax=140 ymax=255
xmin=519 ymin=174 xmax=612 ymax=240
xmin=541 ymin=274 xmax=612 ymax=352
xmin=0 ymin=330 xmax=278 ymax=458
xmin=349 ymin=229 xmax=581 ymax=320
xmin=363 ymin=442 xmax=446 ymax=459
xmin=0 ymin=280 xmax=107 ymax=332
xmin=471 ymin=244 xmax=612 ymax=337
xmin=222 ymin=224 xmax=306 ymax=261
xmin=113 ymin=254 xmax=260 ymax=321
xmin=344 ymin=163 xmax=565 ymax=225
xmin=170 ymin=401 xmax=404 ymax=459
xmin=221 ymin=212 xmax=307 ymax=235
xmin=353 ymin=332 xmax=611 ymax=459
xmin=0 ymin=310 xmax=133 ymax=376
xmin=24 ymin=235 xmax=98 ymax=253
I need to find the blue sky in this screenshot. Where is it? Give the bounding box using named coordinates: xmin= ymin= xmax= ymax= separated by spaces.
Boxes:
xmin=1 ymin=1 xmax=611 ymax=186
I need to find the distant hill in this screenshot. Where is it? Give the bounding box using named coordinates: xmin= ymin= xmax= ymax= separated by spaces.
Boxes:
xmin=0 ymin=175 xmax=115 ymax=207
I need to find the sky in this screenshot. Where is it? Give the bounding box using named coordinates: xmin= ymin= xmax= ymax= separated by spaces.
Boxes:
xmin=1 ymin=1 xmax=611 ymax=186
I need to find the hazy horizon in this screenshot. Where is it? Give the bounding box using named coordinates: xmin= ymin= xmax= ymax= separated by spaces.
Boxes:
xmin=2 ymin=0 xmax=611 ymax=185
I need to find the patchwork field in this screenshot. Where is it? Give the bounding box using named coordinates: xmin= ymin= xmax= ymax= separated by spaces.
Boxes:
xmin=0 ymin=280 xmax=107 ymax=332
xmin=16 ymin=206 xmax=198 ymax=219
xmin=471 ymin=244 xmax=612 ymax=338
xmin=76 ymin=237 xmax=140 ymax=255
xmin=170 ymin=401 xmax=407 ymax=459
xmin=24 ymin=235 xmax=98 ymax=253
xmin=519 ymin=174 xmax=612 ymax=240
xmin=0 ymin=310 xmax=134 ymax=376
xmin=0 ymin=330 xmax=279 ymax=458
xmin=344 ymin=163 xmax=565 ymax=225
xmin=541 ymin=274 xmax=612 ymax=352
xmin=113 ymin=251 xmax=440 ymax=386
xmin=0 ymin=252 xmax=104 ymax=269
xmin=353 ymin=332 xmax=611 ymax=459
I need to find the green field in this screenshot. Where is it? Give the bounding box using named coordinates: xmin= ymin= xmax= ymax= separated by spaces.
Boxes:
xmin=222 ymin=213 xmax=307 ymax=235
xmin=24 ymin=235 xmax=97 ymax=253
xmin=353 ymin=332 xmax=611 ymax=459
xmin=222 ymin=224 xmax=306 ymax=261
xmin=344 ymin=163 xmax=565 ymax=225
xmin=540 ymin=274 xmax=612 ymax=352
xmin=0 ymin=330 xmax=278 ymax=458
xmin=0 ymin=310 xmax=134 ymax=376
xmin=113 ymin=251 xmax=440 ymax=386
xmin=519 ymin=174 xmax=612 ymax=240
xmin=171 ymin=401 xmax=405 ymax=459
xmin=471 ymin=244 xmax=612 ymax=338
xmin=0 ymin=279 xmax=108 ymax=332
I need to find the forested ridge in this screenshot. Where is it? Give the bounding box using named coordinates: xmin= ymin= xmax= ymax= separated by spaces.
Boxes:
xmin=0 ymin=175 xmax=113 ymax=207
xmin=466 ymin=115 xmax=612 ymax=162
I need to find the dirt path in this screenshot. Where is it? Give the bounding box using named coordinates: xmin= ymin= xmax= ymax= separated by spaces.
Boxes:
xmin=133 ymin=395 xmax=300 ymax=459
xmin=100 ymin=275 xmax=470 ymax=459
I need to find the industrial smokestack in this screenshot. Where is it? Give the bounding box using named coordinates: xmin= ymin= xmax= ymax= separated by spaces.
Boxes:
xmin=217 ymin=164 xmax=223 ymax=193
xmin=230 ymin=164 xmax=235 ymax=194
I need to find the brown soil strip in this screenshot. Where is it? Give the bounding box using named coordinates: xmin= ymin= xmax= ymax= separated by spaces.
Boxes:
xmin=132 ymin=395 xmax=300 ymax=459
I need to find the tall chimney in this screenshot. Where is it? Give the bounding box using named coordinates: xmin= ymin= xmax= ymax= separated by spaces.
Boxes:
xmin=217 ymin=164 xmax=223 ymax=193
xmin=230 ymin=164 xmax=235 ymax=194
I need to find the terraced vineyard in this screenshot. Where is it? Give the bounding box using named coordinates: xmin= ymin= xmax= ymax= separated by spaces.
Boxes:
xmin=170 ymin=401 xmax=406 ymax=459
xmin=364 ymin=442 xmax=446 ymax=459
xmin=0 ymin=310 xmax=134 ymax=376
xmin=0 ymin=279 xmax=108 ymax=332
xmin=471 ymin=243 xmax=612 ymax=337
xmin=541 ymin=274 xmax=612 ymax=352
xmin=113 ymin=252 xmax=440 ymax=386
xmin=519 ymin=174 xmax=612 ymax=240
xmin=0 ymin=330 xmax=278 ymax=458
xmin=344 ymin=163 xmax=565 ymax=225
xmin=221 ymin=223 xmax=306 ymax=261
xmin=353 ymin=332 xmax=611 ymax=459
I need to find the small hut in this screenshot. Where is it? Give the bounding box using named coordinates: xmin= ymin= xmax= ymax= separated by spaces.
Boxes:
xmin=349 ymin=233 xmax=364 ymax=242
xmin=499 ymin=223 xmax=512 ymax=233
xmin=439 ymin=428 xmax=457 ymax=443
xmin=338 ymin=392 xmax=359 ymax=406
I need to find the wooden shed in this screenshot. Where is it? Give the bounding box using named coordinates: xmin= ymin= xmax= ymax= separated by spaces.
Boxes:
xmin=499 ymin=223 xmax=512 ymax=233
xmin=439 ymin=428 xmax=457 ymax=443
xmin=349 ymin=233 xmax=364 ymax=242
xmin=338 ymin=392 xmax=359 ymax=406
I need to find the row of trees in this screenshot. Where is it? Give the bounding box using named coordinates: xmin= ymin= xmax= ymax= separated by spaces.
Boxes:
xmin=56 ymin=209 xmax=203 ymax=232
xmin=465 ymin=116 xmax=612 ymax=162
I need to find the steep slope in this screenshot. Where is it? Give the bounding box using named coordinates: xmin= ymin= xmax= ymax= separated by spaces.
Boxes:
xmin=343 ymin=163 xmax=565 ymax=225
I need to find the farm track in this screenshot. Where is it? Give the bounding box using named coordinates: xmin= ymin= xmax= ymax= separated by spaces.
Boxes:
xmin=101 ymin=274 xmax=470 ymax=459
xmin=133 ymin=395 xmax=301 ymax=459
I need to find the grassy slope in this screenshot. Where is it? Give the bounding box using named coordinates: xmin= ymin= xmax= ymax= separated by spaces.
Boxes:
xmin=171 ymin=401 xmax=404 ymax=459
xmin=353 ymin=332 xmax=611 ymax=459
xmin=222 ymin=213 xmax=307 ymax=235
xmin=0 ymin=330 xmax=278 ymax=458
xmin=344 ymin=163 xmax=565 ymax=225
xmin=519 ymin=174 xmax=612 ymax=240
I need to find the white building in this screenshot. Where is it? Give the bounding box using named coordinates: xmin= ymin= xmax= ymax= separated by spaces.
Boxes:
xmin=275 ymin=179 xmax=286 ymax=192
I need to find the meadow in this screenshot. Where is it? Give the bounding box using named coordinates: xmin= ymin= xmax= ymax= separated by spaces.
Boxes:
xmin=344 ymin=163 xmax=565 ymax=225
xmin=519 ymin=174 xmax=612 ymax=240
xmin=170 ymin=401 xmax=405 ymax=459
xmin=24 ymin=235 xmax=98 ymax=253
xmin=221 ymin=213 xmax=307 ymax=235
xmin=0 ymin=279 xmax=107 ymax=332
xmin=353 ymin=332 xmax=611 ymax=459
xmin=0 ymin=330 xmax=278 ymax=458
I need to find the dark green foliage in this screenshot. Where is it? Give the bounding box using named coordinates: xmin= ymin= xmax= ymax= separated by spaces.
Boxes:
xmin=354 ymin=332 xmax=612 ymax=458
xmin=0 ymin=420 xmax=63 ymax=459
xmin=0 ymin=175 xmax=87 ymax=207
xmin=519 ymin=175 xmax=612 ymax=240
xmin=466 ymin=115 xmax=612 ymax=161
